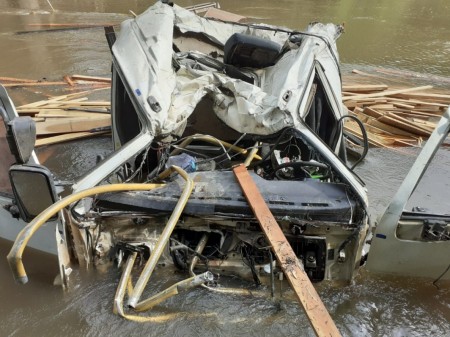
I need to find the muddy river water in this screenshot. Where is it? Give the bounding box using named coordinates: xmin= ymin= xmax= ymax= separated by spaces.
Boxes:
xmin=0 ymin=0 xmax=449 ymax=336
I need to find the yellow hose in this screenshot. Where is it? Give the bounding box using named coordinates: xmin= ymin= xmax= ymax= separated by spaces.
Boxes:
xmin=114 ymin=252 xmax=182 ymax=322
xmin=127 ymin=165 xmax=194 ymax=308
xmin=171 ymin=134 xmax=262 ymax=161
xmin=244 ymin=142 xmax=260 ymax=167
xmin=7 ymin=181 xmax=164 ymax=284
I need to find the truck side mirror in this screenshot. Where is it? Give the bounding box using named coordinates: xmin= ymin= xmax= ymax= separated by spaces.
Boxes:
xmin=9 ymin=165 xmax=57 ymax=222
xmin=0 ymin=108 xmax=36 ymax=164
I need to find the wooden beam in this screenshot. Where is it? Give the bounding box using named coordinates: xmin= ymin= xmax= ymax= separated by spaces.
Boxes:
xmin=342 ymin=84 xmax=388 ymax=92
xmin=35 ymin=131 xmax=109 ymax=147
xmin=0 ymin=76 xmax=38 ymax=83
xmin=35 ymin=116 xmax=111 ymax=135
xmin=48 ymin=87 xmax=110 ymax=101
xmin=203 ymin=8 xmax=246 ymax=22
xmin=344 ymin=123 xmax=391 ymax=148
xmin=233 ymin=165 xmax=341 ymax=337
xmin=342 ymin=85 xmax=433 ymax=102
xmin=378 ymin=114 xmax=431 ymax=137
xmin=71 ymin=75 xmax=111 ymax=83
xmin=35 ymin=111 xmax=107 ymax=118
xmin=390 ymin=92 xmax=450 ymax=102
xmin=361 ymin=107 xmax=383 ymax=119
xmin=352 ymin=110 xmax=419 ymax=138
xmin=2 ymin=81 xmax=67 ymax=87
xmin=27 ymin=23 xmax=117 ymax=27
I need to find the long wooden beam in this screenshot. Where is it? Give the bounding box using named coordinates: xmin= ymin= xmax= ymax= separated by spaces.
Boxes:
xmin=233 ymin=164 xmax=341 ymax=337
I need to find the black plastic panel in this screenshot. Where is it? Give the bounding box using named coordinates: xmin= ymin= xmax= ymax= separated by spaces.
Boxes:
xmin=96 ymin=171 xmax=355 ymax=223
xmin=224 ymin=33 xmax=282 ymax=68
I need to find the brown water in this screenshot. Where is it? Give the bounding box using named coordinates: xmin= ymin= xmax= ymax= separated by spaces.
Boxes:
xmin=0 ymin=1 xmax=449 ymax=336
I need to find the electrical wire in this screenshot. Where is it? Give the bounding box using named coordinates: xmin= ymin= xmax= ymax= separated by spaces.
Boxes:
xmin=125 ymin=146 xmax=151 ymax=182
xmin=432 ymin=263 xmax=450 ymax=290
xmin=215 ymin=144 xmax=263 ymax=168
xmin=248 ymin=127 xmax=295 ymax=168
xmin=186 ymin=133 xmax=248 ymax=165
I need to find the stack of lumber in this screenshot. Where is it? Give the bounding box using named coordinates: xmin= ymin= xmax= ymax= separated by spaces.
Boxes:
xmin=342 ymin=83 xmax=450 ymax=148
xmin=3 ymin=72 xmax=450 ymax=149
xmin=0 ymin=74 xmax=112 ymax=147
xmin=15 ymin=87 xmax=111 ymax=147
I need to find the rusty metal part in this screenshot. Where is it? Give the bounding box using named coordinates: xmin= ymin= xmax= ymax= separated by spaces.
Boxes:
xmin=233 ymin=164 xmax=342 ymax=337
xmin=135 ymin=271 xmax=213 ymax=312
xmin=189 ymin=233 xmax=257 ymax=296
xmin=189 ymin=233 xmax=210 ymax=277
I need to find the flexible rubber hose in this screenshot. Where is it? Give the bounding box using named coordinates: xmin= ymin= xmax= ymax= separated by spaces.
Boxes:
xmin=7 ymin=182 xmax=164 ymax=284
xmin=127 ymin=166 xmax=194 ymax=307
xmin=171 ymin=134 xmax=262 ymax=160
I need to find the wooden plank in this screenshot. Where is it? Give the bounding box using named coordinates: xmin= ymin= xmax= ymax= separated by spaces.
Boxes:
xmin=367 ymin=104 xmax=395 ymax=110
xmin=16 ymin=26 xmax=107 ymax=34
xmin=3 ymin=81 xmax=67 ymax=87
xmin=71 ymin=75 xmax=111 ymax=83
xmin=388 ymin=112 xmax=434 ymax=129
xmin=35 ymin=131 xmax=109 ymax=147
xmin=343 ymin=100 xmax=360 ymax=109
xmin=368 ymin=119 xmax=420 ymax=138
xmin=17 ymin=98 xmax=90 ymax=113
xmin=351 ymin=69 xmax=387 ymax=79
xmin=387 ymin=96 xmax=448 ymax=108
xmin=55 ymin=101 xmax=110 ymax=106
xmin=35 ymin=111 xmax=107 ymax=118
xmin=0 ymin=76 xmax=38 ymax=83
xmin=411 ymin=118 xmax=437 ymax=128
xmin=352 ymin=110 xmax=420 ymax=137
xmin=344 ymin=123 xmax=391 ymax=148
xmin=390 ymin=92 xmax=450 ymax=102
xmin=392 ymin=108 xmax=443 ymax=116
xmin=27 ymin=23 xmax=117 ymax=27
xmin=392 ymin=102 xmax=415 ymax=110
xmin=64 ymin=75 xmax=75 ymax=86
xmin=48 ymin=86 xmax=110 ymax=102
xmin=203 ymin=8 xmax=246 ymax=22
xmin=35 ymin=116 xmax=111 ymax=135
xmin=342 ymin=85 xmax=433 ymax=102
xmin=378 ymin=115 xmax=431 ymax=137
xmin=233 ymin=165 xmax=341 ymax=337
xmin=394 ymin=112 xmax=441 ymax=121
xmin=342 ymin=84 xmax=388 ymax=92
xmin=344 ymin=99 xmax=388 ymax=109
xmin=342 ymin=91 xmax=358 ymax=96
xmin=18 ymin=99 xmax=59 ymax=109
xmin=361 ymin=107 xmax=383 ymax=119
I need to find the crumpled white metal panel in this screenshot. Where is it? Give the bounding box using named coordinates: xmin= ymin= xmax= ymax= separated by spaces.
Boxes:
xmin=112 ymin=2 xmax=343 ymax=137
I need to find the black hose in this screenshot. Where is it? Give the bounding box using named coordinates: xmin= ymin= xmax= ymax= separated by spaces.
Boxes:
xmin=271 ymin=160 xmax=329 ymax=180
xmin=248 ymin=127 xmax=295 ymax=168
xmin=337 ymin=115 xmax=369 ymax=170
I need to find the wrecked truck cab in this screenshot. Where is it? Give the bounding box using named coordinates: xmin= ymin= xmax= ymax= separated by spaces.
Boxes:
xmin=6 ymin=2 xmax=370 ymax=322
xmin=76 ymin=1 xmax=369 ymax=284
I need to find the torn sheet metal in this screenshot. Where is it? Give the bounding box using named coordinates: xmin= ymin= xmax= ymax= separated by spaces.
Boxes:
xmin=112 ymin=2 xmax=344 ymax=138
